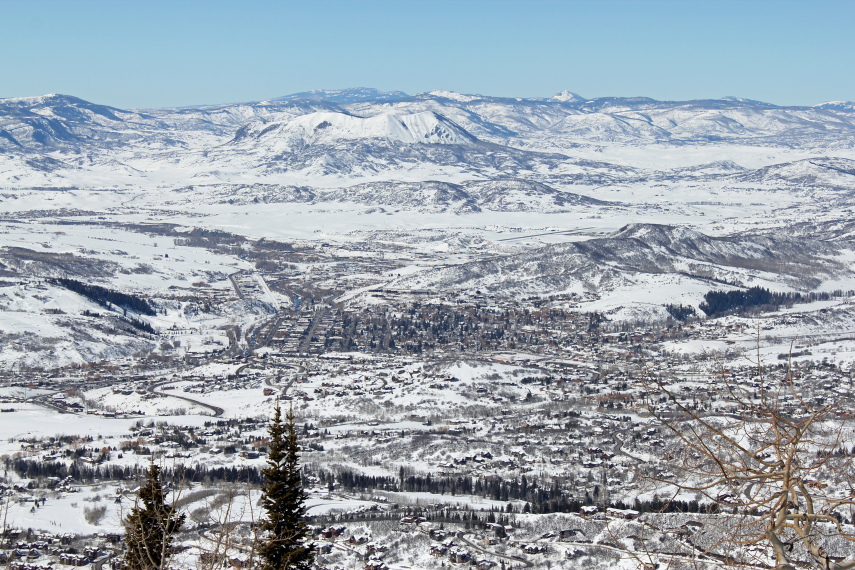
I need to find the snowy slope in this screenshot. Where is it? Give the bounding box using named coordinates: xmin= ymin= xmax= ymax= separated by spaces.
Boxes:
xmin=0 ymin=93 xmax=163 ymax=150
xmin=229 ymin=110 xmax=478 ymax=147
xmin=391 ymin=223 xmax=855 ymax=306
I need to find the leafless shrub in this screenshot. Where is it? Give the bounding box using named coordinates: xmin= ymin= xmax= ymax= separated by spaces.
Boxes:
xmin=645 ymin=338 xmax=855 ymax=569
xmin=84 ymin=503 xmax=107 ymax=525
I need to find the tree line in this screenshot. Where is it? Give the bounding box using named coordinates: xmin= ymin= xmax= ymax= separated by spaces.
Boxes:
xmin=53 ymin=277 xmax=156 ymax=316
xmin=323 ymin=468 xmax=721 ymax=516
xmin=8 ymin=457 xmax=263 ymax=485
xmin=698 ymin=287 xmax=853 ymax=318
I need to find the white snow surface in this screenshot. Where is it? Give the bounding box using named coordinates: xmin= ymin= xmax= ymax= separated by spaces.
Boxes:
xmin=249 ymin=111 xmax=475 ymax=147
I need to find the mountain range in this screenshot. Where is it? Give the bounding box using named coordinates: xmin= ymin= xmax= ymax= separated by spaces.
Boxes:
xmin=3 ymin=87 xmax=854 ymax=156
xmin=3 ymin=87 xmax=855 ymax=323
xmin=3 ymin=88 xmax=855 ymax=206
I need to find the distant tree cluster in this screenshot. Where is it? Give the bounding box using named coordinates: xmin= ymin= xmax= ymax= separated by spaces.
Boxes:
xmin=329 ymin=467 xmax=586 ymax=512
xmin=54 ymin=277 xmax=156 ymax=316
xmin=326 ymin=467 xmax=720 ymax=516
xmin=8 ymin=457 xmax=263 ymax=485
xmin=704 ymin=287 xmax=855 ymax=318
xmin=665 ymin=303 xmax=696 ymax=321
xmin=697 ymin=286 xmax=850 ymax=318
xmin=699 ymin=286 xmax=783 ymax=317
xmin=123 ymin=315 xmax=156 ymax=335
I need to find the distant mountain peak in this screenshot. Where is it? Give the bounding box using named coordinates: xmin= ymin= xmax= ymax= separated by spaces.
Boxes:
xmin=813 ymin=101 xmax=855 ymax=112
xmin=720 ymin=95 xmax=770 ymax=105
xmin=2 ymin=93 xmax=94 ymax=107
xmin=269 ymin=88 xmax=409 ymax=104
xmin=425 ymin=90 xmax=484 ymax=103
xmin=551 ymin=90 xmax=586 ymax=103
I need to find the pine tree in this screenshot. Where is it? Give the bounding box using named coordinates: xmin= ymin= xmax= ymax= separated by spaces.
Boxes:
xmin=258 ymin=403 xmax=314 ymax=570
xmin=123 ymin=463 xmax=185 ymax=570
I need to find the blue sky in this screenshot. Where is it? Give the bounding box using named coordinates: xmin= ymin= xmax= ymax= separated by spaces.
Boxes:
xmin=1 ymin=0 xmax=852 ymax=108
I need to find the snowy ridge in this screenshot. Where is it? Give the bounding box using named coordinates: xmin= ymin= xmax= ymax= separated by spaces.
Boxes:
xmin=427 ymin=90 xmax=485 ymax=103
xmin=269 ymin=87 xmax=409 ymax=103
xmin=4 ymin=89 xmax=855 ymax=188
xmin=814 ymin=101 xmax=855 ymax=112
xmin=0 ymin=93 xmax=160 ymax=150
xmin=390 ymin=223 xmax=853 ymax=310
xmin=234 ymin=110 xmax=478 ymax=147
xmin=3 ymin=87 xmax=855 ymax=360
xmin=733 ymin=157 xmax=855 ymax=189
xmin=172 ymin=178 xmax=608 ymax=213
xmin=4 ymin=89 xmax=855 ymax=157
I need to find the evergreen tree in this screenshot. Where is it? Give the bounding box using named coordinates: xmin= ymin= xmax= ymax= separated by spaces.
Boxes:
xmin=123 ymin=463 xmax=185 ymax=570
xmin=258 ymin=403 xmax=314 ymax=570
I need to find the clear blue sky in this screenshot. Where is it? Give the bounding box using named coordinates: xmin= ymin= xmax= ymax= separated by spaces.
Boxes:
xmin=1 ymin=0 xmax=852 ymax=108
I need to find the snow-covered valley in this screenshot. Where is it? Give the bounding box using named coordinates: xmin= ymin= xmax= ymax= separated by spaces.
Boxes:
xmin=2 ymin=88 xmax=855 ymax=569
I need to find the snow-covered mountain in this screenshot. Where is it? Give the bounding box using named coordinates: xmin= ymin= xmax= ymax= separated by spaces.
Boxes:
xmin=3 ymin=88 xmax=855 ymax=225
xmin=269 ymin=87 xmax=409 ymax=103
xmin=212 ymin=109 xmax=576 ymax=176
xmin=813 ymin=101 xmax=855 ymax=113
xmin=3 ymin=87 xmax=855 ymax=321
xmin=732 ymin=157 xmax=855 ymax=189
xmin=0 ymin=94 xmax=161 ymax=150
xmin=387 ymin=223 xmax=855 ymax=318
xmin=5 ymin=88 xmax=855 ymax=160
xmin=231 ymin=111 xmax=477 ymax=147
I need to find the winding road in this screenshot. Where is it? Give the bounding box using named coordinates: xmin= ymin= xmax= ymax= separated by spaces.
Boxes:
xmin=149 ymin=380 xmax=225 ymax=417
